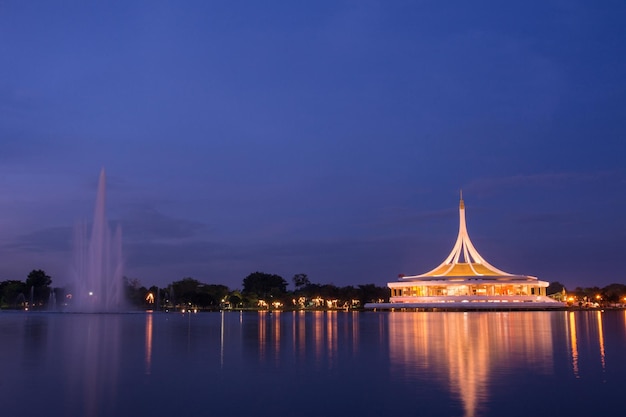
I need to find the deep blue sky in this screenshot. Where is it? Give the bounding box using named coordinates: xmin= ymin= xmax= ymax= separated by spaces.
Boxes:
xmin=1 ymin=1 xmax=624 ymax=291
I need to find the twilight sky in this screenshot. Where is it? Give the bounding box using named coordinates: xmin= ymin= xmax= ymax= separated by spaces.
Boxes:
xmin=1 ymin=1 xmax=625 ymax=291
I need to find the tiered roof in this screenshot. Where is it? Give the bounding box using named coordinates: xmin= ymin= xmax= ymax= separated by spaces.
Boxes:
xmin=401 ymin=193 xmax=530 ymax=281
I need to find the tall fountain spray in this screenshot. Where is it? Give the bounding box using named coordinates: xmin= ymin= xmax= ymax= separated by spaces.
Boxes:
xmin=71 ymin=169 xmax=125 ymax=312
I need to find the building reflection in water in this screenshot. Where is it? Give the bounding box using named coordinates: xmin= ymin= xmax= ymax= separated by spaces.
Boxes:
xmin=388 ymin=312 xmax=554 ymax=417
xmin=246 ymin=310 xmax=620 ymax=416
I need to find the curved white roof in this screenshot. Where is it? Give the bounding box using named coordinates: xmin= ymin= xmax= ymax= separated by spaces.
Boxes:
xmin=400 ymin=194 xmax=542 ymax=283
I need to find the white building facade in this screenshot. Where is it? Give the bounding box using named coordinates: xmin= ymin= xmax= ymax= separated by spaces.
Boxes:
xmin=366 ymin=195 xmax=563 ymax=310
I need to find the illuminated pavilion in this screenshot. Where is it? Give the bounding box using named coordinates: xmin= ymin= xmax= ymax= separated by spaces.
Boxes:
xmin=365 ymin=193 xmax=563 ymax=310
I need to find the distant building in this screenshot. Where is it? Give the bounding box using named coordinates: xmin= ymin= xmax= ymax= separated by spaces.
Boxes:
xmin=366 ymin=193 xmax=563 ymax=310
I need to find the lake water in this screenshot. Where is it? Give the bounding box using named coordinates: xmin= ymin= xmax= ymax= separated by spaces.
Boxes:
xmin=1 ymin=310 xmax=624 ymax=417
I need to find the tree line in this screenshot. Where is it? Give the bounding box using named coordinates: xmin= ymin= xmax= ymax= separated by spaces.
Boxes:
xmin=0 ymin=270 xmax=52 ymax=309
xmin=548 ymin=281 xmax=626 ymax=307
xmin=0 ymin=270 xmax=390 ymax=311
xmin=4 ymin=272 xmax=625 ymax=311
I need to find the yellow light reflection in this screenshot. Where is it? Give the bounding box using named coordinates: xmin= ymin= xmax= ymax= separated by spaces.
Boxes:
xmin=273 ymin=311 xmax=281 ymax=361
xmin=352 ymin=311 xmax=359 ymax=355
xmin=565 ymin=311 xmax=613 ymax=379
xmin=389 ymin=312 xmax=554 ymax=417
xmin=258 ymin=311 xmax=266 ymax=360
xmin=326 ymin=312 xmax=337 ymax=365
xmin=314 ymin=311 xmax=323 ymax=360
xmin=567 ymin=311 xmax=579 ymax=378
xmin=298 ymin=311 xmax=306 ymax=359
xmin=596 ymin=311 xmax=605 ymax=372
xmin=251 ymin=310 xmax=357 ymax=370
xmin=145 ymin=313 xmax=153 ymax=375
xmin=292 ymin=311 xmax=297 ymax=356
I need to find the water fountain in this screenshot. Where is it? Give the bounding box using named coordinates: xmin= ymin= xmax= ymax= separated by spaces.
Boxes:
xmin=48 ymin=289 xmax=57 ymax=311
xmin=71 ymin=169 xmax=125 ymax=312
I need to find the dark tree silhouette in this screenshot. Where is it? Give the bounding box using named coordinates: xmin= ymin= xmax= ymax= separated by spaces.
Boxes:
xmin=243 ymin=272 xmax=287 ymax=300
xmin=0 ymin=280 xmax=27 ymax=308
xmin=547 ymin=281 xmax=566 ymax=295
xmin=292 ymin=273 xmax=310 ymax=290
xmin=26 ymin=269 xmax=52 ymax=308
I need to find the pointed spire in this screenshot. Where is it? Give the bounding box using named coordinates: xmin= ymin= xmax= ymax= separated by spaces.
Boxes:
xmin=404 ymin=193 xmax=514 ymax=278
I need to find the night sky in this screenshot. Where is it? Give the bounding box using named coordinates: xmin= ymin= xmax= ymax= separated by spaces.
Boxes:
xmin=1 ymin=1 xmax=624 ymax=291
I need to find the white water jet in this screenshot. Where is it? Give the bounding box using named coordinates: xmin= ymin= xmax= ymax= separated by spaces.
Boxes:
xmin=71 ymin=169 xmax=125 ymax=312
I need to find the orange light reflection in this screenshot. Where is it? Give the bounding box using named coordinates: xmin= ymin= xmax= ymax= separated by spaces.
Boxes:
xmin=596 ymin=311 xmax=605 ymax=372
xmin=567 ymin=311 xmax=579 ymax=378
xmin=145 ymin=313 xmax=153 ymax=375
xmin=388 ymin=312 xmax=553 ymax=417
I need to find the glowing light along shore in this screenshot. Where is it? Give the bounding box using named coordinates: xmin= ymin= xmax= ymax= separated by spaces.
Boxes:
xmin=365 ymin=193 xmax=563 ymax=310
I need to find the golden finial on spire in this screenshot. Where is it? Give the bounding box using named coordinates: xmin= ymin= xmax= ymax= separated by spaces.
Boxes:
xmin=459 ymin=189 xmax=464 ymax=209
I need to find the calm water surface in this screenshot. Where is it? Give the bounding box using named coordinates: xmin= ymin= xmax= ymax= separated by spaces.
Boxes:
xmin=1 ymin=310 xmax=624 ymax=417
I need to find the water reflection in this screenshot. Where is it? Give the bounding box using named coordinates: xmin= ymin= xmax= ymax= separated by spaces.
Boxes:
xmin=597 ymin=311 xmax=606 ymax=371
xmin=564 ymin=310 xmax=609 ymax=379
xmin=220 ymin=310 xmax=225 ymax=368
xmin=247 ymin=311 xmax=357 ymax=369
xmin=65 ymin=314 xmax=122 ymax=417
xmin=388 ymin=313 xmax=554 ymax=417
xmin=274 ymin=312 xmax=281 ymax=359
xmin=20 ymin=315 xmax=49 ymax=370
xmin=145 ymin=312 xmax=153 ymax=375
xmin=567 ymin=311 xmax=579 ymax=377
xmin=2 ymin=311 xmax=626 ymax=417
